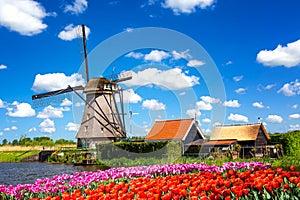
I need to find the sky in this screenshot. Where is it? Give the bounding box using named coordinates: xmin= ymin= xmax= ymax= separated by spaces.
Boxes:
xmin=0 ymin=0 xmax=300 ymax=142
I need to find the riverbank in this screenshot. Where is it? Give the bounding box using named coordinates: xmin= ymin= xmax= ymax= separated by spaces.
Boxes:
xmin=0 ymin=150 xmax=41 ymax=162
xmin=0 ymin=145 xmax=76 ymax=151
xmin=0 ymin=145 xmax=76 ymax=162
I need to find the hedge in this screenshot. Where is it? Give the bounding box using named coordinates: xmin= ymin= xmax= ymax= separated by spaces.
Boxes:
xmin=96 ymin=141 xmax=182 ymax=160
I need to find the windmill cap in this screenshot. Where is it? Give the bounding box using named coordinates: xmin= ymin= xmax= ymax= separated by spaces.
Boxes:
xmin=84 ymin=77 xmax=117 ymax=94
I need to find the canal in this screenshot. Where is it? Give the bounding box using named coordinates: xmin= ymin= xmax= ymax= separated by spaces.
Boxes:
xmin=0 ymin=162 xmax=102 ymax=186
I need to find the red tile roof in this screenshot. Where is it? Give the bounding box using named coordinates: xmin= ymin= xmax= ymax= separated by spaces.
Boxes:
xmin=145 ymin=118 xmax=199 ymax=140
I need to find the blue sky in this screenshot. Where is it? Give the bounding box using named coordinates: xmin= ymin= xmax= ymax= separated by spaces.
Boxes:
xmin=0 ymin=0 xmax=300 ymax=142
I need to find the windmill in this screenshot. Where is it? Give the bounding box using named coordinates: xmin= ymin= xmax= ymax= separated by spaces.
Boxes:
xmin=32 ymin=25 xmax=132 ymax=149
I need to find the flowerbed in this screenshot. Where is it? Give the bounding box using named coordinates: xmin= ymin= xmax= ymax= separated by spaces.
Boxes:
xmin=1 ymin=162 xmax=300 ymax=199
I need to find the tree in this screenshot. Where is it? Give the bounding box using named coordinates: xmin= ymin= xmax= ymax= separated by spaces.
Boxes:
xmin=12 ymin=139 xmax=19 ymax=146
xmin=235 ymin=144 xmax=242 ymax=158
xmin=55 ymin=139 xmax=76 ymax=145
xmin=33 ymin=136 xmax=52 ymax=142
xmin=2 ymin=139 xmax=8 ymax=146
xmin=19 ymin=137 xmax=32 ymax=146
xmin=280 ymin=130 xmax=300 ymax=157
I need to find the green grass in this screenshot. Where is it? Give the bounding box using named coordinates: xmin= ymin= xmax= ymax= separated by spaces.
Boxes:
xmin=1 ymin=149 xmax=299 ymax=172
xmin=0 ymin=151 xmax=40 ymax=162
xmin=98 ymin=156 xmax=300 ymax=171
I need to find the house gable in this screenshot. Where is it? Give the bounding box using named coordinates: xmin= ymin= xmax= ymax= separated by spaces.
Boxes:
xmin=182 ymin=122 xmax=205 ymax=144
xmin=255 ymin=127 xmax=269 ymax=147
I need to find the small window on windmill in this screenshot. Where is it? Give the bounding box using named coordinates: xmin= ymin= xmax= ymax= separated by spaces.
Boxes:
xmin=85 ymin=126 xmax=88 ymax=133
xmin=112 ymin=84 xmax=118 ymax=91
xmin=104 ymin=84 xmax=112 ymax=90
xmin=87 ymin=113 xmax=90 ymax=120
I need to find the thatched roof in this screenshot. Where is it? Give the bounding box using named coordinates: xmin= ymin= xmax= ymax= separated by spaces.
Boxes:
xmin=210 ymin=123 xmax=270 ymax=141
xmin=145 ymin=118 xmax=205 ymax=141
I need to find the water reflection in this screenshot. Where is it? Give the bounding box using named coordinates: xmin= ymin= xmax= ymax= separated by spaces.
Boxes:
xmin=0 ymin=162 xmax=102 ymax=186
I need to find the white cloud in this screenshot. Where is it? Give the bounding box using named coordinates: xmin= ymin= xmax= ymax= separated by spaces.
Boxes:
xmin=0 ymin=132 xmax=2 ymax=136
xmin=0 ymin=0 xmax=51 ymax=36
xmin=213 ymin=122 xmax=222 ymax=127
xmin=265 ymin=84 xmax=276 ymax=90
xmin=28 ymin=127 xmax=37 ymax=132
xmin=289 ymin=114 xmax=300 ymax=119
xmin=252 ymin=102 xmax=265 ymax=109
xmin=58 ymin=24 xmax=90 ymax=41
xmin=4 ymin=128 xmax=10 ymax=131
xmin=187 ymin=59 xmax=205 ymax=67
xmin=37 ymin=105 xmax=63 ymax=119
xmin=204 ymin=128 xmax=211 ymax=134
xmin=289 ymin=124 xmax=300 ymax=131
xmin=0 ymin=99 xmax=5 ymax=108
xmin=32 ymin=73 xmax=85 ymax=92
xmin=257 ymin=39 xmax=300 ymax=67
xmin=186 ymin=109 xmax=201 ymax=118
xmin=186 ymin=97 xmax=217 ymax=117
xmin=266 ymin=115 xmax=283 ymax=123
xmin=123 ymin=68 xmax=199 ymax=90
xmin=124 ymin=27 xmax=134 ymax=32
xmin=225 ymin=61 xmax=233 ymax=65
xmin=202 ymin=118 xmax=211 ymax=123
xmin=0 ymin=64 xmax=7 ymax=69
xmin=122 ymin=89 xmax=142 ymax=104
xmin=6 ymin=101 xmax=35 ymax=117
xmin=61 ymin=107 xmax=71 ymax=112
xmin=233 ymin=76 xmax=243 ymax=82
xmin=223 ymin=100 xmax=240 ymax=108
xmin=39 ymin=118 xmax=55 ymax=133
xmin=277 ymin=79 xmax=300 ymax=96
xmin=257 ymin=84 xmax=276 ymax=91
xmin=142 ymin=99 xmax=166 ymax=110
xmin=148 ymin=0 xmax=157 ymax=5
xmin=144 ymin=50 xmax=169 ymax=62
xmin=75 ymin=102 xmax=85 ymax=107
xmin=64 ymin=0 xmax=88 ymax=15
xmin=60 ymin=98 xmax=73 ymax=106
xmin=172 ymin=49 xmax=191 ymax=60
xmin=126 ymin=49 xmax=191 ymax=61
xmin=125 ymin=51 xmax=144 ymax=59
xmin=196 ymin=101 xmax=212 ymax=110
xmin=292 ymin=104 xmax=298 ymax=109
xmin=235 ymin=88 xmax=247 ymax=94
xmin=11 ymin=126 xmax=17 ymax=130
xmin=162 ymin=0 xmax=215 ymax=14
xmin=200 ymin=96 xmax=220 ymax=104
xmin=228 ymin=113 xmax=248 ymax=123
xmin=65 ymin=122 xmax=80 ymax=132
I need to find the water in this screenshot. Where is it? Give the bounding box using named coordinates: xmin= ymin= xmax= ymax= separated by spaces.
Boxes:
xmin=0 ymin=162 xmax=101 ymax=186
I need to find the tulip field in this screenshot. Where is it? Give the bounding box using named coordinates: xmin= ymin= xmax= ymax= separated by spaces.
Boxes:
xmin=1 ymin=162 xmax=300 ymax=199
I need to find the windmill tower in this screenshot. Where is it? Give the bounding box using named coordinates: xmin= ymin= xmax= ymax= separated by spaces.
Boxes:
xmin=32 ymin=25 xmax=132 ymax=149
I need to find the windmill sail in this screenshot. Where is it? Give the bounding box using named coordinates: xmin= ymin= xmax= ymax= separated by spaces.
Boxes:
xmin=32 ymin=85 xmax=84 ymax=100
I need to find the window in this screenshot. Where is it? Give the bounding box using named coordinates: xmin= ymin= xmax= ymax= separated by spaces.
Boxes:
xmin=104 ymin=84 xmax=112 ymax=90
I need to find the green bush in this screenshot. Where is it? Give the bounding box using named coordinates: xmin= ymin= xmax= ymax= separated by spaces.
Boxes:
xmin=96 ymin=141 xmax=182 ymax=160
xmin=279 ymin=130 xmax=300 ymax=157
